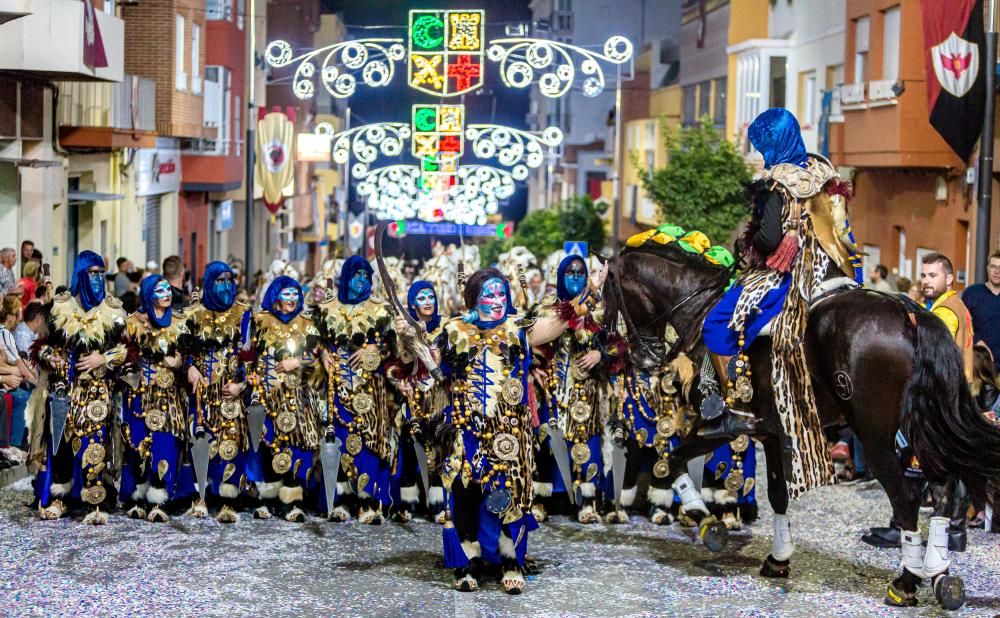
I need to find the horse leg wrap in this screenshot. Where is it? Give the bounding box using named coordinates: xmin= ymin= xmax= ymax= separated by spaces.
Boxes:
xmin=673 ymin=473 xmax=707 ymax=514
xmin=771 ymin=513 xmax=795 ymax=561
xmin=923 ymin=516 xmax=951 ymax=578
xmin=900 ymin=530 xmax=925 ymax=578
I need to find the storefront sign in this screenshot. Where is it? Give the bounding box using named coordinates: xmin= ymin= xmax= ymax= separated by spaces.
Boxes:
xmin=136 ymin=140 xmax=181 ymax=196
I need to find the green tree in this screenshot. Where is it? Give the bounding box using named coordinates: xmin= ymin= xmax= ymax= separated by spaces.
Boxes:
xmin=480 ymin=196 xmax=607 ymax=265
xmin=637 ymin=115 xmax=752 ymax=244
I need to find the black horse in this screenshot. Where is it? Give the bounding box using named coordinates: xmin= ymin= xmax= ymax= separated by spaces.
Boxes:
xmin=601 ymin=242 xmax=1000 ymax=611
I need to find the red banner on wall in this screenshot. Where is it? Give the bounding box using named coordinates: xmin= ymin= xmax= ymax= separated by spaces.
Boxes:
xmin=82 ymin=0 xmax=108 ymax=69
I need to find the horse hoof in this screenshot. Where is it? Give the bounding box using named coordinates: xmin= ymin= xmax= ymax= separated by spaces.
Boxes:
xmin=884 ymin=582 xmax=918 ymax=607
xmin=699 ymin=516 xmax=728 ymax=552
xmin=759 ymin=554 xmax=790 ymax=578
xmin=933 ymin=575 xmax=966 ymax=611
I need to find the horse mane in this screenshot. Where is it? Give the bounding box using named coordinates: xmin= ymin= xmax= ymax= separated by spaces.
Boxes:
xmin=620 ymin=238 xmax=730 ymax=276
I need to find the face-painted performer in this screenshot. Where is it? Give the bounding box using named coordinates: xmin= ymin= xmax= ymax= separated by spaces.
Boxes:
xmin=120 ymin=276 xmax=192 ymax=522
xmin=30 ymin=251 xmax=127 ymax=524
xmin=314 ymin=256 xmax=398 ymax=524
xmin=247 ymin=276 xmax=320 ymax=522
xmin=387 ymin=281 xmax=451 ymax=523
xmin=531 ymin=255 xmax=607 ymax=524
xmin=183 ymin=261 xmax=251 ymax=523
xmin=419 ymin=266 xmax=603 ymax=594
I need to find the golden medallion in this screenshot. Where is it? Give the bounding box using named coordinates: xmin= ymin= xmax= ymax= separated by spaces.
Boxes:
xmin=154 ymin=368 xmax=174 ymax=389
xmin=219 ymin=440 xmax=239 ymax=461
xmin=83 ymin=443 xmax=105 ymax=466
xmin=501 ymin=379 xmax=524 ymax=405
xmin=730 ymin=434 xmax=750 ymax=453
xmin=220 ymin=400 xmax=241 ymax=420
xmin=734 ymin=375 xmax=753 ymax=403
xmin=284 ymin=372 xmax=301 ymax=388
xmin=571 ymin=443 xmax=591 ymax=465
xmin=656 ymin=418 xmax=675 ymax=437
xmin=361 ymin=348 xmax=381 ymax=372
xmin=82 ymin=485 xmax=107 ymax=505
xmin=145 ymin=409 xmax=167 ymax=432
xmin=275 ymin=412 xmax=297 ymax=434
xmin=661 ymin=377 xmax=677 ymax=395
xmin=92 ymin=366 xmax=107 ymax=379
xmin=71 ymin=437 xmax=82 ymax=455
xmin=492 ymin=433 xmax=520 ymax=461
xmin=352 ymin=392 xmax=375 ymax=414
xmin=345 ymin=434 xmax=363 ymax=456
xmin=272 ymin=451 xmax=293 ymax=474
xmin=569 ymin=401 xmax=591 ymax=423
xmin=85 ymin=401 xmax=109 ymax=423
xmin=653 ymin=458 xmax=671 ymax=478
xmin=725 ymin=470 xmax=745 ymax=492
xmin=570 ymin=364 xmax=589 ymax=382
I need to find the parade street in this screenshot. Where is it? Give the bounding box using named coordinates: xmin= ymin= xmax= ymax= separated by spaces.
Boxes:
xmin=1 ymin=469 xmax=997 ymax=617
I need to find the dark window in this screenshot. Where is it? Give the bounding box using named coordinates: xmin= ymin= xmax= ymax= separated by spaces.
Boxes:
xmin=770 ymin=56 xmax=787 ymax=108
xmin=698 ymin=80 xmax=712 ymax=122
xmin=0 ymin=79 xmax=17 ymax=138
xmin=682 ymin=85 xmax=697 ymax=126
xmin=713 ymin=78 xmax=727 ymax=127
xmin=19 ymin=82 xmax=44 ymax=139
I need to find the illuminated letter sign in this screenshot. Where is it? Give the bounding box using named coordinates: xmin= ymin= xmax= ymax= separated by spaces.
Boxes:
xmin=408 ymin=10 xmax=484 ymax=96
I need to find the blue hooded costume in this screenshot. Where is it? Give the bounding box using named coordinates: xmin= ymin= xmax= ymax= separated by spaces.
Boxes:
xmin=314 ymin=255 xmax=396 ymax=516
xmin=119 ymin=275 xmax=194 ymax=507
xmin=34 ymin=251 xmax=126 ymax=510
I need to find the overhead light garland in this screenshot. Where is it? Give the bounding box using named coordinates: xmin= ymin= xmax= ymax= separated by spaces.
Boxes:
xmin=485 ymin=36 xmax=633 ymax=98
xmin=465 ymin=124 xmax=563 ymax=180
xmin=329 ymin=122 xmax=412 ymax=177
xmin=265 ymin=38 xmax=406 ymax=99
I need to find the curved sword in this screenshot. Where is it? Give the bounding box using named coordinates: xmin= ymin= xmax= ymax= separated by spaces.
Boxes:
xmin=374 ymin=222 xmax=444 ymax=381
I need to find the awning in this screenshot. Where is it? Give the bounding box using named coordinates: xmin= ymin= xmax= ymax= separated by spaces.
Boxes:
xmin=67 ymin=191 xmax=125 ymax=203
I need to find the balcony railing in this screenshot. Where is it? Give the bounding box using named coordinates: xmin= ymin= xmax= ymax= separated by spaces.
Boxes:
xmin=839 ymin=83 xmax=866 ymax=109
xmin=58 ymin=74 xmax=156 ymax=132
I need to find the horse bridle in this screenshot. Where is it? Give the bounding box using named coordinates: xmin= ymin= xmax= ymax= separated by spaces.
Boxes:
xmin=609 ymin=253 xmax=734 ymax=363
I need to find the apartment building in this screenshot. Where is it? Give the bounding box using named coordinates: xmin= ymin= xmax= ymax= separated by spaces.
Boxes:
xmin=0 ymin=0 xmax=125 ymax=282
xmin=830 ymin=0 xmax=982 ymax=285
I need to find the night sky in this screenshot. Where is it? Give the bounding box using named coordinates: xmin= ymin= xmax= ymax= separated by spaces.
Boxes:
xmin=323 ymin=0 xmax=533 ymax=257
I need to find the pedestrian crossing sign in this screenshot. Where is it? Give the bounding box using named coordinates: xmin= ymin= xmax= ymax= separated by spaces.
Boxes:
xmin=564 ymin=241 xmax=588 ymax=257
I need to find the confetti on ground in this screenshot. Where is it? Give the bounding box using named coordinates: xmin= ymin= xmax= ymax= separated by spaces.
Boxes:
xmin=1 ymin=460 xmax=998 ymax=616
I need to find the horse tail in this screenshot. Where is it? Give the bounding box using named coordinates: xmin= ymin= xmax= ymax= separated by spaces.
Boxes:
xmin=901 ymin=310 xmax=1000 ymax=495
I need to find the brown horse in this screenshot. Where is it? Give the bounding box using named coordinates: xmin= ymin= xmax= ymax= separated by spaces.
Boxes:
xmin=601 ymin=243 xmax=1000 ymax=611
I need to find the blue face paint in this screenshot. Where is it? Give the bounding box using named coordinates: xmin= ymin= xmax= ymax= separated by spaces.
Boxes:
xmin=347 ymin=270 xmax=372 ymax=302
xmin=88 ymin=270 xmax=105 ymax=297
xmin=476 ymin=277 xmax=508 ymax=322
xmin=153 ymin=280 xmax=172 ymax=302
xmin=212 ymin=277 xmax=235 ymax=307
xmin=564 ymin=268 xmax=587 ymax=296
xmin=278 ymin=286 xmax=300 ymax=304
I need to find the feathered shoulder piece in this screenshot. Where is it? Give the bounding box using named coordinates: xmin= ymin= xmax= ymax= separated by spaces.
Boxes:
xmin=187 ymin=298 xmax=247 ymax=345
xmin=252 ymin=311 xmax=319 ymax=356
xmin=315 ymin=297 xmax=392 ymax=344
xmin=764 ymin=153 xmax=837 ymax=200
xmin=50 ymin=294 xmax=126 ymax=346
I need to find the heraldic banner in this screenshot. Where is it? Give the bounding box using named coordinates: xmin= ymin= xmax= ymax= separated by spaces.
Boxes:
xmin=256 ymin=109 xmax=296 ymax=214
xmin=920 ymin=0 xmax=986 ymax=161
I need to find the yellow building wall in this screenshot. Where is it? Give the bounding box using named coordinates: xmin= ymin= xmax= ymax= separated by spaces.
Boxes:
xmin=725 ymin=0 xmax=769 ymax=140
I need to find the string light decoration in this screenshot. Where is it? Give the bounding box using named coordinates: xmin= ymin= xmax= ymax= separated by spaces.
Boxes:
xmin=485 ymin=36 xmax=633 ymax=98
xmin=329 ymin=122 xmax=412 ymax=178
xmin=465 ymin=124 xmax=563 ymax=180
xmin=356 ymin=164 xmax=500 ymax=225
xmin=265 ymin=38 xmax=406 ymax=99
xmin=408 ymin=9 xmax=485 ymax=96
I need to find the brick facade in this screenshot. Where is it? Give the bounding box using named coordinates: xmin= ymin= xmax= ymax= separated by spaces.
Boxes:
xmin=122 ymin=0 xmax=205 ymax=139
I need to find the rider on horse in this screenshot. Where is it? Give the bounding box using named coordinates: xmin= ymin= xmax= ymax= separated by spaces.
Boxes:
xmin=701 ymin=108 xmax=863 ymax=497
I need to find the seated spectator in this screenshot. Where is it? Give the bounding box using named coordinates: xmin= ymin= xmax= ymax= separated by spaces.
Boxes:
xmin=18 ymin=261 xmax=39 ymax=307
xmin=0 ymin=295 xmax=30 ymax=452
xmin=14 ymin=301 xmax=44 ymax=357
